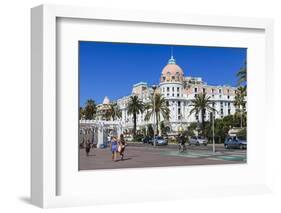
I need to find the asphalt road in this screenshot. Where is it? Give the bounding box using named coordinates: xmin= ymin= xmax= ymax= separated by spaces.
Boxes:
xmin=79 ymin=143 xmax=246 ymax=170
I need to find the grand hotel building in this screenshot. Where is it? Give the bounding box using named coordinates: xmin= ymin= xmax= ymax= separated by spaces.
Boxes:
xmin=97 ymin=55 xmax=238 ymax=134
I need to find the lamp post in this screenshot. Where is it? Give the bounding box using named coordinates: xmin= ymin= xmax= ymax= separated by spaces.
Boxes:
xmin=152 ymin=85 xmax=157 ymax=147
xmin=212 ymin=110 xmax=215 ymax=153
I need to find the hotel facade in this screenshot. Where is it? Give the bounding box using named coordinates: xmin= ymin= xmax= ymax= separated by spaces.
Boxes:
xmin=97 ymin=55 xmax=238 ymax=134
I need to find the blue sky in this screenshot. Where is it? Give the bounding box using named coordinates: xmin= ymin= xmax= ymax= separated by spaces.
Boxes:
xmin=79 ymin=41 xmax=246 ymax=106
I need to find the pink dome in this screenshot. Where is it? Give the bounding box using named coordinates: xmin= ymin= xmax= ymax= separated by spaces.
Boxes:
xmin=162 ymin=64 xmax=184 ymax=76
xmin=160 ymin=56 xmax=184 ymax=82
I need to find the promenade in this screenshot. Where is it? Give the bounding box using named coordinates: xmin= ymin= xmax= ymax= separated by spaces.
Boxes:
xmin=79 ymin=143 xmax=246 ymax=170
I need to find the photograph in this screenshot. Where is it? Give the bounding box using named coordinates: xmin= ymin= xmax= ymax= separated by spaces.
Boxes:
xmin=78 ymin=41 xmax=247 ymax=170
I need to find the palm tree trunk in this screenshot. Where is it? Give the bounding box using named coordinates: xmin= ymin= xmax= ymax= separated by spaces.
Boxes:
xmin=201 ymin=110 xmax=205 ymax=136
xmin=240 ymin=111 xmax=243 ymax=128
xmin=133 ymin=113 xmax=137 ymax=136
xmin=156 ymin=112 xmax=159 ymax=135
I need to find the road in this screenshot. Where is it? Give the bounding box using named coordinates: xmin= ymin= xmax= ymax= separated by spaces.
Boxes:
xmin=79 ymin=142 xmax=246 ymax=170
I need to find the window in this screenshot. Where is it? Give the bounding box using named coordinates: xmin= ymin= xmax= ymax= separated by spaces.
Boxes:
xmin=177 ymin=87 xmax=179 ymax=92
xmin=203 ymin=88 xmax=206 ymax=93
xmin=212 ymin=88 xmax=214 ymax=93
xmin=219 ymin=89 xmax=222 ymax=93
xmin=167 ymin=93 xmax=169 ymax=96
xmin=172 ymin=93 xmax=174 ymax=97
xmin=166 ymin=101 xmax=169 ymax=106
xmin=228 ymin=109 xmax=231 ymax=115
xmin=178 ymin=101 xmax=181 ymax=106
xmin=227 ymin=95 xmax=230 ymax=99
xmin=221 ymin=109 xmax=224 ymax=115
xmin=228 ymin=102 xmax=230 ymax=107
xmin=172 ymin=76 xmax=175 ymax=80
xmin=172 ymin=87 xmax=174 ymax=92
xmin=194 ymin=88 xmax=198 ymax=93
xmin=167 ymin=87 xmax=170 ymax=92
xmin=178 ymin=108 xmax=181 ymax=114
xmin=162 ymin=76 xmax=166 ymax=81
xmin=177 ymin=94 xmax=180 ymax=97
xmin=212 ymin=102 xmax=215 ymax=107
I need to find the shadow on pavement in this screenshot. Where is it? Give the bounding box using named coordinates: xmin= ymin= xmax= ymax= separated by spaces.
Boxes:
xmin=115 ymin=158 xmax=132 ymax=162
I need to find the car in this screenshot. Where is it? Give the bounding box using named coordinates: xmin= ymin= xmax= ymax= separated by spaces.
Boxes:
xmin=151 ymin=136 xmax=168 ymax=146
xmin=142 ymin=136 xmax=152 ymax=144
xmin=224 ymin=136 xmax=247 ymax=149
xmin=189 ymin=136 xmax=208 ymax=146
xmin=124 ymin=135 xmax=134 ymax=142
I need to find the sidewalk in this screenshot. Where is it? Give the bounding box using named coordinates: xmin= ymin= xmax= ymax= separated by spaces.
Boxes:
xmin=79 ymin=144 xmax=245 ymax=170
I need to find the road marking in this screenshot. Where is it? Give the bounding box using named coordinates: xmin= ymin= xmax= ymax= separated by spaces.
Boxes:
xmin=161 ymin=150 xmax=246 ymax=162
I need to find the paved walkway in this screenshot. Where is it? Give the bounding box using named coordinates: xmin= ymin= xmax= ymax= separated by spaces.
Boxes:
xmin=79 ymin=144 xmax=246 ymax=170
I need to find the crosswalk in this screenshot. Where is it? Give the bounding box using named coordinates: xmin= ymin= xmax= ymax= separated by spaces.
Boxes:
xmin=161 ymin=150 xmax=246 ymax=162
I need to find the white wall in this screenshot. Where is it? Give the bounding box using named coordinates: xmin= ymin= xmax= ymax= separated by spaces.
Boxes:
xmin=0 ymin=0 xmax=281 ymax=212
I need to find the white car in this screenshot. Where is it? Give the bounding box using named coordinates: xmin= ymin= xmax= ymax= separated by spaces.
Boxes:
xmin=189 ymin=136 xmax=208 ymax=146
xmin=124 ymin=135 xmax=134 ymax=142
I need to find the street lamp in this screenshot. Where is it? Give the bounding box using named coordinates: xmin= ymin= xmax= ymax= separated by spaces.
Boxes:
xmin=152 ymin=84 xmax=157 ymax=147
xmin=212 ymin=110 xmax=215 ymax=153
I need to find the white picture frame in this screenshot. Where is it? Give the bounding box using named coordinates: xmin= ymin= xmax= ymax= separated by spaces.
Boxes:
xmin=31 ymin=4 xmax=274 ymax=208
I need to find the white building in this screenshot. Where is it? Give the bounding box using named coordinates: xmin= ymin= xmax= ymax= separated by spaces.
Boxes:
xmin=102 ymin=54 xmax=238 ymax=134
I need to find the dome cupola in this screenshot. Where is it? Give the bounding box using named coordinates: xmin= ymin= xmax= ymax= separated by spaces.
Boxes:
xmin=160 ymin=54 xmax=184 ymax=83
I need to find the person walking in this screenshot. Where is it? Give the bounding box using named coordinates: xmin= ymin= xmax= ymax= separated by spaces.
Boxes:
xmin=178 ymin=133 xmax=187 ymax=152
xmin=118 ymin=134 xmax=127 ymax=160
xmin=85 ymin=139 xmax=91 ymax=156
xmin=110 ymin=136 xmax=118 ymax=161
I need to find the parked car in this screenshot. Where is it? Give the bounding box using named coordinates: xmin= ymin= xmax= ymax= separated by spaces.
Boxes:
xmin=189 ymin=136 xmax=208 ymax=146
xmin=142 ymin=136 xmax=152 ymax=144
xmin=124 ymin=135 xmax=134 ymax=142
xmin=153 ymin=136 xmax=168 ymax=146
xmin=224 ymin=136 xmax=247 ymax=149
xmin=148 ymin=136 xmax=168 ymax=146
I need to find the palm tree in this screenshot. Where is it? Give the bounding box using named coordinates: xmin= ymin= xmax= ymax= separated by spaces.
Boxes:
xmin=105 ymin=102 xmax=122 ymax=121
xmin=234 ymin=86 xmax=246 ymax=128
xmin=84 ymin=99 xmax=97 ymax=120
xmin=189 ymin=93 xmax=216 ymax=135
xmin=145 ymin=93 xmax=170 ymax=135
xmin=237 ymin=60 xmax=247 ymax=86
xmin=127 ymin=96 xmax=144 ymax=137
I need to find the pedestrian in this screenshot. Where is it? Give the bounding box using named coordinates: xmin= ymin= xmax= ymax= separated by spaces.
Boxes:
xmin=85 ymin=139 xmax=91 ymax=156
xmin=118 ymin=134 xmax=127 ymax=160
xmin=110 ymin=136 xmax=118 ymax=161
xmin=178 ymin=133 xmax=186 ymax=152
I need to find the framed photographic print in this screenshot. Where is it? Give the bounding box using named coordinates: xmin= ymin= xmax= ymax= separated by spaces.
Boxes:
xmin=31 ymin=4 xmax=274 ymax=208
xmin=78 ymin=41 xmax=247 ymax=170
